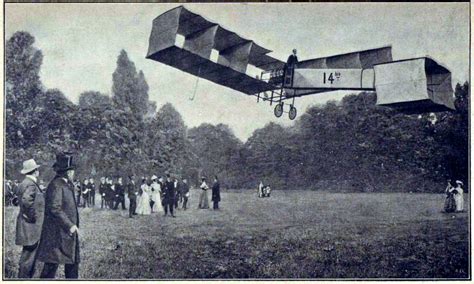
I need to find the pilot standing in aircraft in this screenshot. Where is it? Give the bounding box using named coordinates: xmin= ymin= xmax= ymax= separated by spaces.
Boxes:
xmin=284 ymin=49 xmax=298 ymax=85
xmin=286 ymin=49 xmax=298 ymax=68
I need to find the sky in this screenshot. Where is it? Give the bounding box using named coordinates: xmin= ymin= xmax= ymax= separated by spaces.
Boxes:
xmin=5 ymin=3 xmax=469 ymax=141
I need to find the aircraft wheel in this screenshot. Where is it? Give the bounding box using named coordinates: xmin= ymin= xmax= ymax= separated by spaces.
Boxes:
xmin=289 ymin=106 xmax=297 ymax=120
xmin=274 ymin=103 xmax=284 ymax=118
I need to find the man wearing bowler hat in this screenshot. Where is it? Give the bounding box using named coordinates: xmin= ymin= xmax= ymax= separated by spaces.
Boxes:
xmin=38 ymin=152 xmax=80 ymax=279
xmin=15 ymin=159 xmax=44 ymax=278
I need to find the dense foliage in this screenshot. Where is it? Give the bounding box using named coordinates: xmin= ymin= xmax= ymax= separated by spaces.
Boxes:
xmin=5 ymin=31 xmax=469 ymax=191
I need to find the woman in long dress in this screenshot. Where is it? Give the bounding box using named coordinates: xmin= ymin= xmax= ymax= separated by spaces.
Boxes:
xmin=454 ymin=180 xmax=464 ymax=212
xmin=136 ymin=179 xmax=151 ymax=215
xmin=198 ymin=177 xmax=209 ymax=209
xmin=444 ymin=179 xmax=456 ymax=213
xmin=150 ymin=176 xmax=163 ymax=213
xmin=258 ymin=181 xmax=264 ymax=198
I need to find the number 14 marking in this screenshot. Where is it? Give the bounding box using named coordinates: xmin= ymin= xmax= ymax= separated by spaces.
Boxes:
xmin=323 ymin=72 xmax=340 ymax=84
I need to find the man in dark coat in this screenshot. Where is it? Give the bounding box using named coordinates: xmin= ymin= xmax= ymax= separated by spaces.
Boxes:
xmin=99 ymin=177 xmax=107 ymax=209
xmin=286 ymin=49 xmax=298 ymax=67
xmin=75 ymin=180 xmax=82 ymax=207
xmin=113 ymin=177 xmax=126 ymax=210
xmin=127 ymin=175 xmax=138 ymax=218
xmin=211 ymin=176 xmax=221 ymax=210
xmin=89 ymin=178 xmax=95 ymax=207
xmin=181 ymin=178 xmax=190 ymax=210
xmin=105 ymin=177 xmax=115 ymax=209
xmin=15 ymin=159 xmax=44 ymax=278
xmin=38 ymin=152 xmax=80 ymax=279
xmin=284 ymin=49 xmax=298 ymax=85
xmin=163 ymin=174 xmax=176 ymax=217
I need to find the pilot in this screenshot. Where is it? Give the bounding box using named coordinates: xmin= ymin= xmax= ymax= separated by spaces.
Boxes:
xmin=284 ymin=49 xmax=299 ymax=85
xmin=286 ymin=49 xmax=298 ymax=68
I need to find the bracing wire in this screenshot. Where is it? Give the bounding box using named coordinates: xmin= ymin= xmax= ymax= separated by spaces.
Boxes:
xmin=189 ymin=65 xmax=201 ymax=101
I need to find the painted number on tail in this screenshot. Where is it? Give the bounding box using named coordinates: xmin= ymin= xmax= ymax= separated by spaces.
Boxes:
xmin=323 ymin=72 xmax=341 ymax=84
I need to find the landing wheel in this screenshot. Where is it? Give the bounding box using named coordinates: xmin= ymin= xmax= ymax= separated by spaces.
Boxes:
xmin=274 ymin=103 xmax=284 ymax=118
xmin=289 ymin=106 xmax=297 ymax=120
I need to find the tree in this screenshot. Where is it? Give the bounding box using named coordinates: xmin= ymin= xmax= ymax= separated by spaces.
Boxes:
xmin=188 ymin=123 xmax=243 ymax=187
xmin=146 ymin=103 xmax=189 ymax=176
xmin=112 ymin=50 xmax=150 ymax=120
xmin=5 ymin=31 xmax=44 ymax=148
xmin=78 ymin=91 xmax=111 ymax=109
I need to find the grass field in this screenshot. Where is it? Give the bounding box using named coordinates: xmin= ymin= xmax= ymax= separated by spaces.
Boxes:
xmin=3 ymin=190 xmax=470 ymax=279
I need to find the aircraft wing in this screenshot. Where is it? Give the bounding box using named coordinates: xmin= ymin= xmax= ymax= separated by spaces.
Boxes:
xmin=147 ymin=6 xmax=454 ymax=114
xmin=146 ymin=6 xmax=284 ymax=95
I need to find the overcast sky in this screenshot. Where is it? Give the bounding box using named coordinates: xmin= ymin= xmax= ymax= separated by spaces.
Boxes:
xmin=6 ymin=3 xmax=469 ymax=141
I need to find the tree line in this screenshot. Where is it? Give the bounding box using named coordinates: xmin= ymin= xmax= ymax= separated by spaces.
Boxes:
xmin=5 ymin=31 xmax=469 ymax=192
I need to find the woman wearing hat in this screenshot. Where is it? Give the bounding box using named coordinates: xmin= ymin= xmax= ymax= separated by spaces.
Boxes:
xmin=454 ymin=180 xmax=465 ymax=212
xmin=136 ymin=177 xmax=151 ymax=215
xmin=37 ymin=152 xmax=80 ymax=279
xmin=198 ymin=177 xmax=210 ymax=209
xmin=150 ymin=175 xmax=163 ymax=213
xmin=444 ymin=179 xmax=456 ymax=213
xmin=15 ymin=158 xmax=44 ymax=278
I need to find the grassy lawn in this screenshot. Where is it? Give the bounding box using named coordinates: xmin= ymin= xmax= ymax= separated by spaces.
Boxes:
xmin=3 ymin=190 xmax=469 ymax=279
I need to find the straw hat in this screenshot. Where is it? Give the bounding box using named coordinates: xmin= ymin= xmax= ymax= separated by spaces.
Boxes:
xmin=20 ymin=159 xmax=40 ymax=175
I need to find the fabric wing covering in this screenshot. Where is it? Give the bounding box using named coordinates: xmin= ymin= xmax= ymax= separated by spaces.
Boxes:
xmin=146 ymin=5 xmax=284 ymax=95
xmin=374 ymin=57 xmax=455 ymax=113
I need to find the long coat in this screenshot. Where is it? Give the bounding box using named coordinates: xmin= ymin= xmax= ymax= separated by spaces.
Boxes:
xmin=15 ymin=177 xmax=45 ymax=246
xmin=127 ymin=181 xmax=138 ymax=200
xmin=211 ymin=181 xmax=221 ymax=202
xmin=163 ymin=180 xmax=175 ymax=203
xmin=37 ymin=176 xmax=80 ymax=264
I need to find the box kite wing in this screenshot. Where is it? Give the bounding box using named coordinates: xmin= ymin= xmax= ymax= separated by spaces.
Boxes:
xmin=146 ymin=5 xmax=284 ymax=95
xmin=147 ymin=6 xmax=455 ymax=120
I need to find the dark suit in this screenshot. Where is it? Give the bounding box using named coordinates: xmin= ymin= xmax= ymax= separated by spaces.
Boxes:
xmin=99 ymin=183 xmax=107 ymax=209
xmin=163 ymin=180 xmax=175 ymax=216
xmin=127 ymin=181 xmax=137 ymax=217
xmin=181 ymin=182 xmax=190 ymax=210
xmin=287 ymin=54 xmax=298 ymax=65
xmin=113 ymin=183 xmax=126 ymax=210
xmin=89 ymin=183 xmax=95 ymax=206
xmin=15 ymin=176 xmax=45 ymax=278
xmin=105 ymin=184 xmax=114 ymax=208
xmin=38 ymin=176 xmax=79 ymax=279
xmin=211 ymin=181 xmax=221 ymax=210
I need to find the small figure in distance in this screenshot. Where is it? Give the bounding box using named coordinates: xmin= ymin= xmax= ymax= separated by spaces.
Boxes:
xmin=258 ymin=181 xmax=264 ymax=198
xmin=454 ymin=180 xmax=465 ymax=212
xmin=211 ymin=176 xmax=221 ymax=210
xmin=444 ymin=179 xmax=456 ymax=213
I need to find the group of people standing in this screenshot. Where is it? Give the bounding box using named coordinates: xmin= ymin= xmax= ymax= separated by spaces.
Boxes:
xmin=444 ymin=179 xmax=465 ymax=213
xmin=197 ymin=176 xmax=221 ymax=210
xmin=132 ymin=174 xmax=190 ymax=218
xmin=13 ymin=152 xmax=223 ymax=279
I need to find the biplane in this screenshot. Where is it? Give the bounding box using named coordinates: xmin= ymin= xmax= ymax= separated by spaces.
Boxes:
xmin=147 ymin=6 xmax=455 ymax=120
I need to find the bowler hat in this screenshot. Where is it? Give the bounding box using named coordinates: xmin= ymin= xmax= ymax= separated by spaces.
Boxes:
xmin=20 ymin=159 xmax=40 ymax=175
xmin=52 ymin=152 xmax=76 ymax=172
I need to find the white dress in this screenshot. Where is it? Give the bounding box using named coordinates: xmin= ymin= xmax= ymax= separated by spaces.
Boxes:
xmin=136 ymin=184 xmax=151 ymax=215
xmin=454 ymin=186 xmax=464 ymax=212
xmin=151 ymin=182 xmax=163 ymax=213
